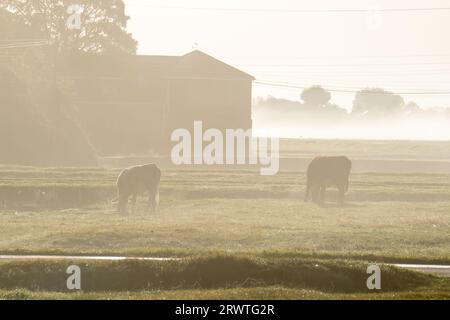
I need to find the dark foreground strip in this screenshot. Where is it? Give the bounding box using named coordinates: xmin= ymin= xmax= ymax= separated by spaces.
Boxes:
xmin=0 ymin=255 xmax=178 ymax=261
xmin=0 ymin=300 xmax=446 ymax=319
xmin=1 ymin=255 xmax=448 ymax=278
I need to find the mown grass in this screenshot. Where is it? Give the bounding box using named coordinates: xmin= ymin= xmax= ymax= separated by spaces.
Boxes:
xmin=0 ymin=166 xmax=449 ymax=299
xmin=279 ymin=139 xmax=450 ymax=161
xmin=0 ymin=198 xmax=448 ymax=261
xmin=0 ymin=168 xmax=449 ymax=261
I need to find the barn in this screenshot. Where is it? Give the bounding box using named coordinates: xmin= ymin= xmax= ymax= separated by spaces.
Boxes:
xmin=56 ymin=50 xmax=254 ymax=155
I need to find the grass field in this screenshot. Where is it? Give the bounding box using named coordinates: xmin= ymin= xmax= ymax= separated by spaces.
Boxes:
xmin=0 ymin=161 xmax=449 ymax=299
xmin=278 ymin=139 xmax=450 ymax=161
xmin=101 ymin=139 xmax=450 ymax=173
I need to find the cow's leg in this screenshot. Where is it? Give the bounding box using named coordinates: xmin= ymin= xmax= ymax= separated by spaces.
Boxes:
xmin=311 ymin=185 xmax=320 ymax=204
xmin=130 ymin=193 xmax=137 ymax=214
xmin=319 ymin=186 xmax=326 ymax=205
xmin=304 ymin=182 xmax=311 ymax=202
xmin=118 ymin=193 xmax=129 ymax=215
xmin=148 ymin=193 xmax=156 ymax=212
xmin=338 ymin=185 xmax=345 ymax=205
xmin=147 ymin=186 xmax=159 ymax=212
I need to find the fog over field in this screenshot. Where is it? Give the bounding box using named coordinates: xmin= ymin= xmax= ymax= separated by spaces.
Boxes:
xmin=0 ymin=0 xmax=449 ymax=302
xmin=253 ymin=95 xmax=450 ymax=140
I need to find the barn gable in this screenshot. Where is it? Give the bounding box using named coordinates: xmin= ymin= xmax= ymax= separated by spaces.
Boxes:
xmin=57 ymin=50 xmax=254 ymax=81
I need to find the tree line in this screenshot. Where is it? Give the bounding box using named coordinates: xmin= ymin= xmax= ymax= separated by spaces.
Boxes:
xmin=255 ymin=85 xmax=450 ymax=118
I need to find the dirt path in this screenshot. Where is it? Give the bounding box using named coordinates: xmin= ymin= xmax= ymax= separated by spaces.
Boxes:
xmin=391 ymin=264 xmax=450 ymax=277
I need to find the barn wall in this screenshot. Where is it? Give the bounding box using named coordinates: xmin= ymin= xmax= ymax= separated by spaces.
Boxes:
xmin=71 ymin=76 xmax=252 ymax=156
xmin=72 ymin=76 xmax=167 ymax=155
xmin=165 ymin=78 xmax=252 ymax=135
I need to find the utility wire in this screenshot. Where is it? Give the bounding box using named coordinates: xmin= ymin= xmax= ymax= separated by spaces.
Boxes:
xmin=224 ymin=53 xmax=450 ymax=60
xmin=250 ymin=69 xmax=450 ymax=75
xmin=0 ymin=39 xmax=48 ymax=43
xmin=0 ymin=42 xmax=48 ymax=47
xmin=0 ymin=42 xmax=49 ymax=49
xmin=254 ymin=80 xmax=450 ymax=95
xmin=125 ymin=3 xmax=450 ymax=13
xmin=238 ymin=62 xmax=450 ymax=67
xmin=256 ymin=81 xmax=450 ymax=92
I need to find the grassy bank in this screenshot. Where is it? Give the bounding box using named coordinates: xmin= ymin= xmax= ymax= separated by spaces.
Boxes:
xmin=0 ymin=255 xmax=448 ymax=299
xmin=3 ymin=287 xmax=450 ymax=300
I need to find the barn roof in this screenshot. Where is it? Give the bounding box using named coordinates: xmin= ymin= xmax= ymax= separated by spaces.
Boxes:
xmin=56 ymin=50 xmax=254 ymax=81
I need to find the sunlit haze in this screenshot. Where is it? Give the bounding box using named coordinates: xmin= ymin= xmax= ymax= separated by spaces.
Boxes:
xmin=125 ymin=0 xmax=450 ymax=110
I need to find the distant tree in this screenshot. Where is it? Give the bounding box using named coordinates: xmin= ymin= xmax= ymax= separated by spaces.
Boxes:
xmin=404 ymin=101 xmax=421 ymax=113
xmin=324 ymin=102 xmax=348 ymax=115
xmin=0 ymin=0 xmax=137 ymax=54
xmin=300 ymin=86 xmax=331 ymax=108
xmin=352 ymin=88 xmax=404 ymax=116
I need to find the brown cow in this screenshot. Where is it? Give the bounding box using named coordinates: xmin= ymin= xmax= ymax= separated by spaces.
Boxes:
xmin=116 ymin=164 xmax=161 ymax=214
xmin=304 ymin=156 xmax=352 ymax=205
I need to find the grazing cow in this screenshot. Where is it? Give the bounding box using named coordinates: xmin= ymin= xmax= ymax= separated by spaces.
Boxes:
xmin=304 ymin=156 xmax=352 ymax=205
xmin=116 ymin=164 xmax=161 ymax=214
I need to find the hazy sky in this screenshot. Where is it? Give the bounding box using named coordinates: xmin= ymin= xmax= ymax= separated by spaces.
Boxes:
xmin=124 ymin=0 xmax=450 ymax=110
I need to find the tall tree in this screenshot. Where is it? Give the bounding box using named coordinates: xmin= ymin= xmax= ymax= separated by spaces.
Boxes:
xmin=300 ymin=86 xmax=331 ymax=108
xmin=0 ymin=6 xmax=101 ymax=166
xmin=0 ymin=0 xmax=137 ymax=54
xmin=352 ymin=89 xmax=404 ymax=116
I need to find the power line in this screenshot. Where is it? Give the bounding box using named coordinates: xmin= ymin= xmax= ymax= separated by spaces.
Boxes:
xmin=125 ymin=3 xmax=450 ymax=14
xmin=0 ymin=39 xmax=48 ymax=43
xmin=224 ymin=53 xmax=450 ymax=60
xmin=257 ymin=81 xmax=450 ymax=92
xmin=253 ymin=77 xmax=450 ymax=88
xmin=250 ymin=69 xmax=450 ymax=76
xmin=254 ymin=80 xmax=450 ymax=95
xmin=0 ymin=41 xmax=49 ymax=49
xmin=252 ymin=74 xmax=450 ymax=82
xmin=0 ymin=43 xmax=47 ymax=47
xmin=238 ymin=62 xmax=450 ymax=67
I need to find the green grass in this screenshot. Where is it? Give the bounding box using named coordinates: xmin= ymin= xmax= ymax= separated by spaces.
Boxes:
xmin=3 ymin=287 xmax=450 ymax=300
xmin=0 ymin=198 xmax=449 ymax=260
xmin=0 ymin=166 xmax=449 ymax=299
xmin=279 ymin=139 xmax=450 ymax=161
xmin=0 ymin=169 xmax=448 ymax=260
xmin=0 ymin=255 xmax=448 ymax=299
